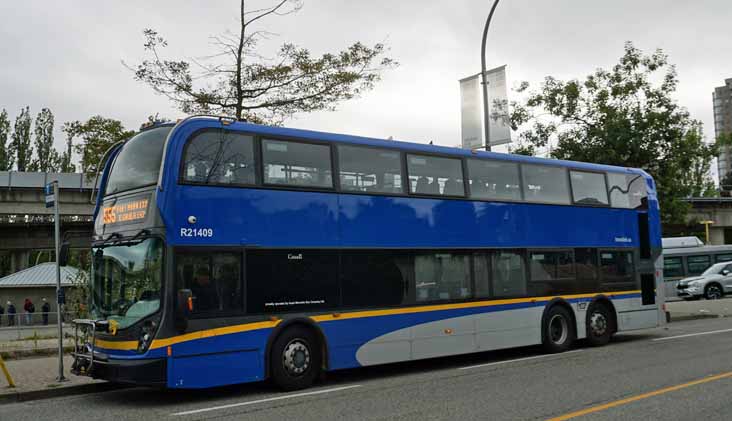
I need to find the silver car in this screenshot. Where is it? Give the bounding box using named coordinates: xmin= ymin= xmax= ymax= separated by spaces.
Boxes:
xmin=677 ymin=262 xmax=732 ymax=300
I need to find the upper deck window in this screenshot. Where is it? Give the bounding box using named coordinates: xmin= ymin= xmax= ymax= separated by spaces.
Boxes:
xmin=338 ymin=145 xmax=403 ymax=194
xmin=467 ymin=159 xmax=522 ymax=201
xmin=608 ymin=173 xmax=647 ymax=209
xmin=407 ymin=154 xmax=465 ymax=197
xmin=570 ymin=171 xmax=609 ymax=205
xmin=182 ymin=131 xmax=256 ymax=185
xmin=106 ymin=126 xmax=171 ymax=195
xmin=262 ymin=139 xmax=333 ymax=188
xmin=521 ymin=164 xmax=570 ymax=205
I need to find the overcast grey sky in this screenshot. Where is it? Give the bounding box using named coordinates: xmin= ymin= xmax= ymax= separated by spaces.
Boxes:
xmin=1 ymin=1 xmax=730 ymax=172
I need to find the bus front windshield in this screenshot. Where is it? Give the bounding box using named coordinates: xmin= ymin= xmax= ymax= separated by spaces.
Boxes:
xmin=91 ymin=238 xmax=163 ymax=329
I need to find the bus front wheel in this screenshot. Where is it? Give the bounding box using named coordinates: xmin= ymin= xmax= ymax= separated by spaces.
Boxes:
xmin=270 ymin=326 xmax=322 ymax=391
xmin=542 ymin=305 xmax=575 ymax=353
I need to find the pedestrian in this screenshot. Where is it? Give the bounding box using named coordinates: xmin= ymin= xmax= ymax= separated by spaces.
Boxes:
xmin=41 ymin=297 xmax=51 ymax=325
xmin=0 ymin=301 xmax=4 ymax=326
xmin=7 ymin=301 xmax=16 ymax=326
xmin=24 ymin=298 xmax=35 ymax=325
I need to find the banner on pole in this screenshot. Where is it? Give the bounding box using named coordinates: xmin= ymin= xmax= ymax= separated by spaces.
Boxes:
xmin=459 ymin=74 xmax=483 ymax=150
xmin=485 ymin=65 xmax=511 ymax=146
xmin=459 ymin=65 xmax=511 ymax=149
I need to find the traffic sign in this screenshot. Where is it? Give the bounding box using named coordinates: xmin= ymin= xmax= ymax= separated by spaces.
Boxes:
xmin=45 ymin=182 xmax=55 ymax=208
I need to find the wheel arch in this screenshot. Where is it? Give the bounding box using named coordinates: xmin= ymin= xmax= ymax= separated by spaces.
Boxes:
xmin=705 ymin=282 xmax=724 ymax=297
xmin=541 ymin=298 xmax=577 ymax=339
xmin=264 ymin=317 xmax=329 ymax=379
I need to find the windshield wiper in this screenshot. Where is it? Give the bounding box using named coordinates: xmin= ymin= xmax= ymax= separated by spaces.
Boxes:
xmin=105 ymin=232 xmax=122 ymax=241
xmin=131 ymin=229 xmax=151 ymax=241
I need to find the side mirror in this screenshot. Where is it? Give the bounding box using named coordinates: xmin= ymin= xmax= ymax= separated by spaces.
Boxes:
xmin=59 ymin=242 xmax=71 ymax=267
xmin=175 ymin=289 xmax=193 ymax=332
xmin=723 ymin=270 xmax=731 ymax=276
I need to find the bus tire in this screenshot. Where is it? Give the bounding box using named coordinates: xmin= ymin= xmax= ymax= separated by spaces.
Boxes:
xmin=270 ymin=326 xmax=321 ymax=391
xmin=542 ymin=305 xmax=575 ymax=353
xmin=586 ymin=302 xmax=613 ymax=346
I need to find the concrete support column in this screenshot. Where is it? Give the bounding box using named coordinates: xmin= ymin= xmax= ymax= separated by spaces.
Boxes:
xmin=710 ymin=227 xmax=725 ymax=245
xmin=10 ymin=250 xmax=29 ymax=273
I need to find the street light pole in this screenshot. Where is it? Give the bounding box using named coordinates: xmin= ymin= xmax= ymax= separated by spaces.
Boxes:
xmin=480 ymin=0 xmax=501 ymax=152
xmin=54 ymin=181 xmax=66 ymax=382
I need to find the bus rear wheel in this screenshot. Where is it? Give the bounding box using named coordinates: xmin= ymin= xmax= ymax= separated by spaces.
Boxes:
xmin=542 ymin=305 xmax=575 ymax=353
xmin=586 ymin=302 xmax=614 ymax=346
xmin=270 ymin=326 xmax=321 ymax=391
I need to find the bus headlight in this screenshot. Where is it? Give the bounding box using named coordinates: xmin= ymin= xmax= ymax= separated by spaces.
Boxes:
xmin=137 ymin=320 xmax=156 ymax=353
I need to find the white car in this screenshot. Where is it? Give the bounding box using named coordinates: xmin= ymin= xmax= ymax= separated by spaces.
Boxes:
xmin=677 ymin=262 xmax=732 ymax=300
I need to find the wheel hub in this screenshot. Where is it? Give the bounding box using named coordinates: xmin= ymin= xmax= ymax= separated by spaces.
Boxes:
xmin=708 ymin=286 xmax=722 ymax=299
xmin=589 ymin=312 xmax=607 ymax=336
xmin=282 ymin=339 xmax=311 ymax=377
xmin=549 ymin=314 xmax=568 ymax=344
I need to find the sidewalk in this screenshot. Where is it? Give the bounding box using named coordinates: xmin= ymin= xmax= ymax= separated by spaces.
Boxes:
xmin=666 ymin=298 xmax=732 ymax=321
xmin=0 ymin=355 xmax=115 ymax=404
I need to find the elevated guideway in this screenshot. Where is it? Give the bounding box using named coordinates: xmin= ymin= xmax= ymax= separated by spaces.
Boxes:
xmin=0 ymin=171 xmax=95 ymax=274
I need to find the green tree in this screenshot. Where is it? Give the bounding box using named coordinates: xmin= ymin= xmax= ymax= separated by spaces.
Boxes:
xmin=10 ymin=106 xmax=33 ymax=171
xmin=129 ymin=0 xmax=396 ymax=124
xmin=678 ymin=124 xmax=718 ymax=197
xmin=62 ymin=116 xmax=135 ymax=176
xmin=58 ymin=130 xmax=76 ymax=173
xmin=31 ymin=108 xmax=60 ymax=172
xmin=0 ymin=109 xmax=11 ymax=170
xmin=508 ymin=42 xmax=716 ymax=225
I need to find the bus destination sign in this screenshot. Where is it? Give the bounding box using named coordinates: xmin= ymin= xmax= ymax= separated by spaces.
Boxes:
xmin=102 ymin=195 xmax=150 ymax=226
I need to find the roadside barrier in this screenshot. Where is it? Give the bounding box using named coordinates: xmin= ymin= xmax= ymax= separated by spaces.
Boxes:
xmin=0 ymin=354 xmax=15 ymax=387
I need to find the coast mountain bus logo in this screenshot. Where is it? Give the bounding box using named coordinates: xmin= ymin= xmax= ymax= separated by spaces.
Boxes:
xmin=614 ymin=236 xmax=632 ymax=243
xmin=102 ymin=196 xmax=150 ymax=226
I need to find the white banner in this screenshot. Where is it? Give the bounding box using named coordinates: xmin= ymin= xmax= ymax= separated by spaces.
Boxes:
xmin=459 ymin=74 xmax=483 ymax=150
xmin=459 ymin=65 xmax=511 ymax=148
xmin=486 ymin=65 xmax=511 ymax=146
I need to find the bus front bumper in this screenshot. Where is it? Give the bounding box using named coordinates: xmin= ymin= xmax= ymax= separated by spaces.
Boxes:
xmin=74 ymin=355 xmax=167 ymax=387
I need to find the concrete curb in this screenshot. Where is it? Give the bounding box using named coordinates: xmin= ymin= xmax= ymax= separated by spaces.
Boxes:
xmin=0 ymin=381 xmax=125 ymax=405
xmin=669 ymin=313 xmax=724 ymax=322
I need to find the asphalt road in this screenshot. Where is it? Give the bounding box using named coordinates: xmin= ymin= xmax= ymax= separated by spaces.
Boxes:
xmin=4 ymin=317 xmax=732 ymax=421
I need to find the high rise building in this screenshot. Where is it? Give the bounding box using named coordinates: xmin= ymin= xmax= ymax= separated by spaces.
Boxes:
xmin=715 ymin=78 xmax=732 ymax=187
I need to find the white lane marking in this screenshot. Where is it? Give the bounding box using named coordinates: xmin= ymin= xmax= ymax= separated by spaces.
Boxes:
xmin=170 ymin=384 xmax=362 ymax=416
xmin=652 ymin=328 xmax=732 ymax=342
xmin=457 ymin=349 xmax=583 ymax=370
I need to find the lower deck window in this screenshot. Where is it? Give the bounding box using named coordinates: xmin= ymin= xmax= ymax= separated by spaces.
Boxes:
xmin=246 ymin=250 xmax=338 ymax=313
xmin=340 ymin=252 xmax=410 ymax=307
xmin=492 ymin=251 xmax=527 ymax=297
xmin=415 ymin=253 xmax=471 ymax=301
xmin=530 ymin=251 xmax=575 ymax=281
xmin=600 ymin=250 xmax=635 ymax=283
xmin=176 ymin=252 xmax=242 ymax=314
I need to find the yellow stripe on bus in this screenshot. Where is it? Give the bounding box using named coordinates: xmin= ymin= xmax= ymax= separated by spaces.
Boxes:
xmin=94 ymin=290 xmax=641 ymax=352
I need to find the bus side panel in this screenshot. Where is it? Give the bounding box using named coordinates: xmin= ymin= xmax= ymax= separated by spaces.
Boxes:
xmin=321 ymin=300 xmax=554 ymax=370
xmin=167 ymin=187 xmax=340 ymax=248
xmin=168 ymin=349 xmax=261 ymax=389
xmin=613 ymin=295 xmax=658 ymax=331
xmin=338 ymin=196 xmax=639 ymax=248
xmin=166 ymin=327 xmax=273 ymax=389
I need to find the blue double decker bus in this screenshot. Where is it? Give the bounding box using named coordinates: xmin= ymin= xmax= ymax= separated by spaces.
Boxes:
xmin=71 ymin=116 xmax=661 ymax=390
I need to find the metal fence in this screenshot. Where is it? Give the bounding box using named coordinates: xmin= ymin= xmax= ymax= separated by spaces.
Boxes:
xmin=0 ymin=311 xmax=80 ymax=340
